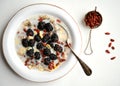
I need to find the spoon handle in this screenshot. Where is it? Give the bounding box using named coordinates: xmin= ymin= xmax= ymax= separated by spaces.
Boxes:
xmin=68 ymin=44 xmax=92 ymax=76
xmin=84 ymin=29 xmax=93 ymax=55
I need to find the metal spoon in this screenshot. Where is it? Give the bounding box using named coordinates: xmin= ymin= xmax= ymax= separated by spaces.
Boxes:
xmin=84 ymin=7 xmax=102 ymax=55
xmin=57 ymin=24 xmax=92 ymax=76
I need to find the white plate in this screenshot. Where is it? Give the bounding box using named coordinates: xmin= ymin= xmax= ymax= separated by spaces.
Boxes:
xmin=2 ymin=3 xmax=82 ymax=82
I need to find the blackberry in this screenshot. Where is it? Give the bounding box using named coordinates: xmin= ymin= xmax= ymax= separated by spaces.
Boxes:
xmin=47 ymin=40 xmax=52 ymax=44
xmin=43 ymin=48 xmax=51 ymax=56
xmin=28 ymin=39 xmax=35 ymax=47
xmin=34 ymin=34 xmax=41 ymax=42
xmin=44 ymin=23 xmax=53 ymax=32
xmin=49 ymin=43 xmax=54 ymax=48
xmin=44 ymin=58 xmax=51 ymax=65
xmin=22 ymin=38 xmax=28 ymax=47
xmin=51 ymin=33 xmax=58 ymax=42
xmin=42 ymin=34 xmax=50 ymax=43
xmin=36 ymin=42 xmax=44 ymax=50
xmin=26 ymin=29 xmax=34 ymax=36
xmin=37 ymin=21 xmax=45 ymax=30
xmin=47 ymin=40 xmax=54 ymax=48
xmin=26 ymin=49 xmax=34 ymax=57
xmin=34 ymin=52 xmax=41 ymax=60
xmin=49 ymin=54 xmax=57 ymax=60
xmin=54 ymin=44 xmax=63 ymax=53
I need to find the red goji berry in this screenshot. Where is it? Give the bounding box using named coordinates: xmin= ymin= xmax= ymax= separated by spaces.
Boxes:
xmin=108 ymin=42 xmax=112 ymax=47
xmin=105 ymin=50 xmax=110 ymax=54
xmin=110 ymin=57 xmax=116 ymax=60
xmin=111 ymin=46 xmax=115 ymax=50
xmin=105 ymin=32 xmax=110 ymax=35
xmin=110 ymin=39 xmax=115 ymax=42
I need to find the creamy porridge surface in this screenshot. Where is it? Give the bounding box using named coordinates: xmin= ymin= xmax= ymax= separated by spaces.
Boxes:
xmin=15 ymin=14 xmax=72 ymax=71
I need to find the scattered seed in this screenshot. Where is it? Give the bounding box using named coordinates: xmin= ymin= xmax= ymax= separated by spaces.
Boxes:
xmin=60 ymin=59 xmax=66 ymax=62
xmin=56 ymin=19 xmax=61 ymax=23
xmin=61 ymin=52 xmax=65 ymax=57
xmin=57 ymin=41 xmax=61 ymax=44
xmin=23 ymin=28 xmax=27 ymax=32
xmin=38 ymin=17 xmax=43 ymax=22
xmin=105 ymin=50 xmax=110 ymax=54
xmin=108 ymin=42 xmax=112 ymax=47
xmin=105 ymin=32 xmax=110 ymax=35
xmin=34 ymin=29 xmax=40 ymax=34
xmin=48 ymin=62 xmax=54 ymax=70
xmin=111 ymin=46 xmax=115 ymax=50
xmin=110 ymin=57 xmax=116 ymax=60
xmin=56 ymin=62 xmax=60 ymax=66
xmin=56 ymin=51 xmax=60 ymax=56
xmin=60 ymin=42 xmax=64 ymax=45
xmin=110 ymin=39 xmax=115 ymax=42
xmin=25 ymin=58 xmax=30 ymax=66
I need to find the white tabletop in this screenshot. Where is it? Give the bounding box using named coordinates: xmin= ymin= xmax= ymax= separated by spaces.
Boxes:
xmin=0 ymin=0 xmax=120 ymax=86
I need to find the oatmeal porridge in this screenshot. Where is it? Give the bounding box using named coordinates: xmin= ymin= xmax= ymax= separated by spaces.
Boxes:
xmin=15 ymin=14 xmax=72 ymax=71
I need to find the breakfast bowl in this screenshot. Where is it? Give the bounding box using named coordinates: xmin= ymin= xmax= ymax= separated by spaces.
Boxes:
xmin=2 ymin=3 xmax=82 ymax=82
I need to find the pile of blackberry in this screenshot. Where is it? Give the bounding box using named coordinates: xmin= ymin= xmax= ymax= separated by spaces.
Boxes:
xmin=21 ymin=21 xmax=63 ymax=66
